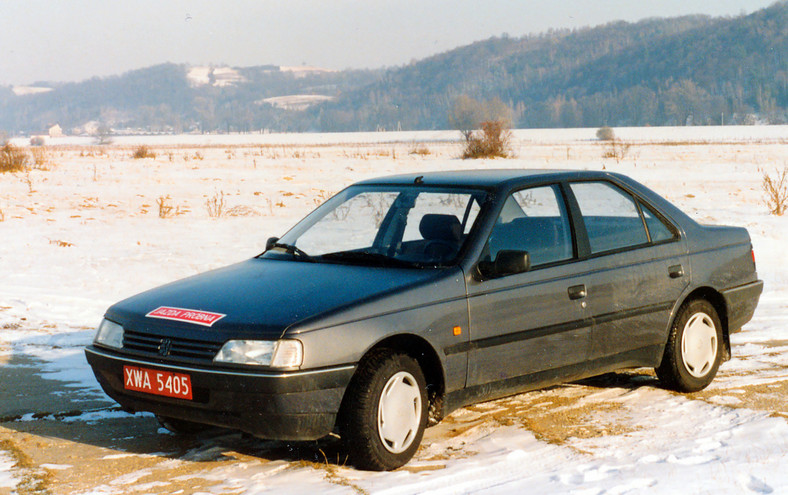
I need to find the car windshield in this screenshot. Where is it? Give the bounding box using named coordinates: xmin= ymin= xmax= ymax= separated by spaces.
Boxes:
xmin=262 ymin=185 xmax=489 ymax=267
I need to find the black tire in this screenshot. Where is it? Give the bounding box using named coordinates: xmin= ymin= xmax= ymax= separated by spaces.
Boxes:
xmin=156 ymin=415 xmax=209 ymax=434
xmin=656 ymin=299 xmax=723 ymax=392
xmin=339 ymin=351 xmax=428 ymax=471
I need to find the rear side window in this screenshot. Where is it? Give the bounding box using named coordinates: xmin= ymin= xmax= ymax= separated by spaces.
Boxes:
xmin=570 ymin=182 xmax=648 ymax=254
xmin=640 ymin=201 xmax=676 ymax=243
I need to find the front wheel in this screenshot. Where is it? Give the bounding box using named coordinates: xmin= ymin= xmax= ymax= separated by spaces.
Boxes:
xmin=656 ymin=299 xmax=723 ymax=392
xmin=339 ymin=351 xmax=428 ymax=471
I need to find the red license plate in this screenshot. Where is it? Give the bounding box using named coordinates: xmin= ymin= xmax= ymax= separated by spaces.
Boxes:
xmin=123 ymin=365 xmax=193 ymax=400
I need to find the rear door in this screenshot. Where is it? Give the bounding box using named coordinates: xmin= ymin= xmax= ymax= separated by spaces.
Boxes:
xmin=567 ymin=181 xmax=689 ymax=365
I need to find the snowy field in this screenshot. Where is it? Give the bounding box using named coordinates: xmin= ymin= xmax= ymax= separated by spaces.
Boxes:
xmin=0 ymin=127 xmax=786 ymax=494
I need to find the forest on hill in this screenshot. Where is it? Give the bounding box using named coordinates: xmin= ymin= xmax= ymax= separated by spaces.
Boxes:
xmin=1 ymin=1 xmax=786 ymax=135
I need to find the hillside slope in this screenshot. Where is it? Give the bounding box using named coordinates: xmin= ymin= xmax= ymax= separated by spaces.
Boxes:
xmin=320 ymin=2 xmax=787 ymax=130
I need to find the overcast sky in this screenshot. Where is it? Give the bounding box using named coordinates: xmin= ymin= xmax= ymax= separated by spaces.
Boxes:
xmin=0 ymin=0 xmax=778 ymax=86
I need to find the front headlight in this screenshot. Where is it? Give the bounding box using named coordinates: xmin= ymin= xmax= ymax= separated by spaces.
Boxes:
xmin=94 ymin=319 xmax=124 ymax=349
xmin=214 ymin=339 xmax=303 ymax=368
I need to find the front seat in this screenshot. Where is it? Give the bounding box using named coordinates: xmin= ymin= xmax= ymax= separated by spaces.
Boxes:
xmin=418 ymin=214 xmax=462 ymax=262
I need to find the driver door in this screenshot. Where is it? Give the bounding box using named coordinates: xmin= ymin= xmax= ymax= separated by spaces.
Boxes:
xmin=465 ymin=184 xmax=591 ymax=389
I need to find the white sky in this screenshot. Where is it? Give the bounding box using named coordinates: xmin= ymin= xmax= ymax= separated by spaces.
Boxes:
xmin=0 ymin=0 xmax=778 ymax=86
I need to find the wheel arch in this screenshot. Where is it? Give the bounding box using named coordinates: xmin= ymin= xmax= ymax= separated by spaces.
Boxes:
xmin=675 ymin=286 xmax=730 ymax=360
xmin=347 ymin=333 xmax=446 ymax=425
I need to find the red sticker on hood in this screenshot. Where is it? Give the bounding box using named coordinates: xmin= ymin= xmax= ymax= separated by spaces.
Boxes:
xmin=145 ymin=306 xmax=226 ymax=327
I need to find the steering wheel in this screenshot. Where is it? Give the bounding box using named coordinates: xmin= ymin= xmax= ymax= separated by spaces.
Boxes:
xmin=423 ymin=240 xmax=458 ymax=261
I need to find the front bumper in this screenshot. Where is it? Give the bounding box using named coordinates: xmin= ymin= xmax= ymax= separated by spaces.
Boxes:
xmin=85 ymin=345 xmax=355 ymax=441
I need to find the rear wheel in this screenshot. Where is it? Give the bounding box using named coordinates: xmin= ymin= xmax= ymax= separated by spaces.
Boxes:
xmin=656 ymin=299 xmax=723 ymax=392
xmin=339 ymin=351 xmax=427 ymax=471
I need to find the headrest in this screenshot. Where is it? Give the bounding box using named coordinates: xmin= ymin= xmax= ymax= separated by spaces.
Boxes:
xmin=419 ymin=214 xmax=462 ymax=242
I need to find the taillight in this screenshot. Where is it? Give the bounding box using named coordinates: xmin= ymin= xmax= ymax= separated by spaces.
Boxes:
xmin=751 ymin=249 xmax=756 ymax=264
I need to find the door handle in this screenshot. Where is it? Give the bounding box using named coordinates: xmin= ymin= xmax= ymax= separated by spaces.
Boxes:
xmin=669 ymin=264 xmax=684 ymax=279
xmin=567 ymin=284 xmax=587 ymax=300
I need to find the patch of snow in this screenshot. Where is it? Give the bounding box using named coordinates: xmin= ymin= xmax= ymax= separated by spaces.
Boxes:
xmin=279 ymin=65 xmax=337 ymax=78
xmin=186 ymin=66 xmax=212 ymax=86
xmin=186 ymin=66 xmax=244 ymax=87
xmin=0 ymin=451 xmax=20 ymax=489
xmin=261 ymin=94 xmax=335 ymax=110
xmin=12 ymin=85 xmax=53 ymax=96
xmin=211 ymin=67 xmax=244 ymax=87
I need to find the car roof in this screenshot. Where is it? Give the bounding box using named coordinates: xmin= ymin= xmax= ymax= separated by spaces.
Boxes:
xmin=354 ymin=169 xmax=616 ymax=190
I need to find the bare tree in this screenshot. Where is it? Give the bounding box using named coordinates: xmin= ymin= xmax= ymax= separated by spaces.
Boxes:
xmin=449 ymin=95 xmax=513 ymax=141
xmin=449 ymin=95 xmax=485 ymax=141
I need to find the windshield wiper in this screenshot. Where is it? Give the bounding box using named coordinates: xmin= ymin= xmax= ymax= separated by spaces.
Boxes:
xmin=268 ymin=242 xmax=315 ymax=261
xmin=320 ymin=250 xmax=417 ymax=268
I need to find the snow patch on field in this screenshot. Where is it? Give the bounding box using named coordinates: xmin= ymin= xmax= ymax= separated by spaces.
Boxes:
xmin=0 ymin=126 xmax=786 ymax=494
xmin=0 ymin=451 xmax=20 ymax=489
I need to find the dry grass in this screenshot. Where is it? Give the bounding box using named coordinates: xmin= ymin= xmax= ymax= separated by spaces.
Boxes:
xmin=30 ymin=147 xmax=55 ymax=170
xmin=409 ymin=144 xmax=431 ymax=156
xmin=691 ymin=379 xmax=788 ymax=417
xmin=0 ymin=438 xmax=52 ymax=493
xmin=49 ymin=239 xmax=74 ymax=247
xmin=225 ymin=205 xmax=260 ymax=217
xmin=157 ymin=195 xmax=181 ymax=218
xmin=762 ymin=166 xmax=788 ymax=215
xmin=602 ymin=140 xmax=632 ymax=162
xmin=206 ymin=191 xmax=226 ymax=218
xmin=465 ymin=385 xmax=637 ymax=447
xmin=312 ymin=189 xmax=334 ymax=207
xmin=0 ymin=144 xmax=29 ymax=173
xmin=131 ymin=145 xmax=156 ymax=159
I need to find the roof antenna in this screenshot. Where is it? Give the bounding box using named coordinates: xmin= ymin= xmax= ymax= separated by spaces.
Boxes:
xmin=414 ymin=176 xmax=424 ymax=184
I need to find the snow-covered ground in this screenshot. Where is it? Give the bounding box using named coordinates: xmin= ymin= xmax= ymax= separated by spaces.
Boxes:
xmin=0 ymin=127 xmax=786 ymax=494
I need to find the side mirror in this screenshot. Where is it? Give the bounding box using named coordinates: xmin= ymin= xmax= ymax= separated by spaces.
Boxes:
xmin=476 ymin=250 xmax=530 ymax=279
xmin=265 ymin=237 xmax=280 ymax=251
xmin=494 ymin=250 xmax=531 ymax=276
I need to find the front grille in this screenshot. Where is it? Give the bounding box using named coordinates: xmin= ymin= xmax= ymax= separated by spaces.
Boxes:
xmin=123 ymin=329 xmax=222 ymax=361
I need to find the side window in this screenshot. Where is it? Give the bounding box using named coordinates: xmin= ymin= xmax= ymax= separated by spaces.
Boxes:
xmin=570 ymin=182 xmax=648 ymax=254
xmin=485 ymin=185 xmax=573 ymax=267
xmin=640 ymin=201 xmax=676 ymax=243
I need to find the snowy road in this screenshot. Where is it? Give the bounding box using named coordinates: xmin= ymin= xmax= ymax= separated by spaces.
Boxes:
xmin=1 ymin=127 xmax=786 ymax=494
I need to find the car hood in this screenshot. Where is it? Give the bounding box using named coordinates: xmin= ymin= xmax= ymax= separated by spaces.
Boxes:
xmin=105 ymin=258 xmax=454 ymax=340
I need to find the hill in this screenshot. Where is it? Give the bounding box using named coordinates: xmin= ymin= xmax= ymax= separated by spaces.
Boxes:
xmin=316 ymin=2 xmax=787 ymax=130
xmin=0 ymin=64 xmax=380 ymax=135
xmin=1 ymin=2 xmax=786 ymax=135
